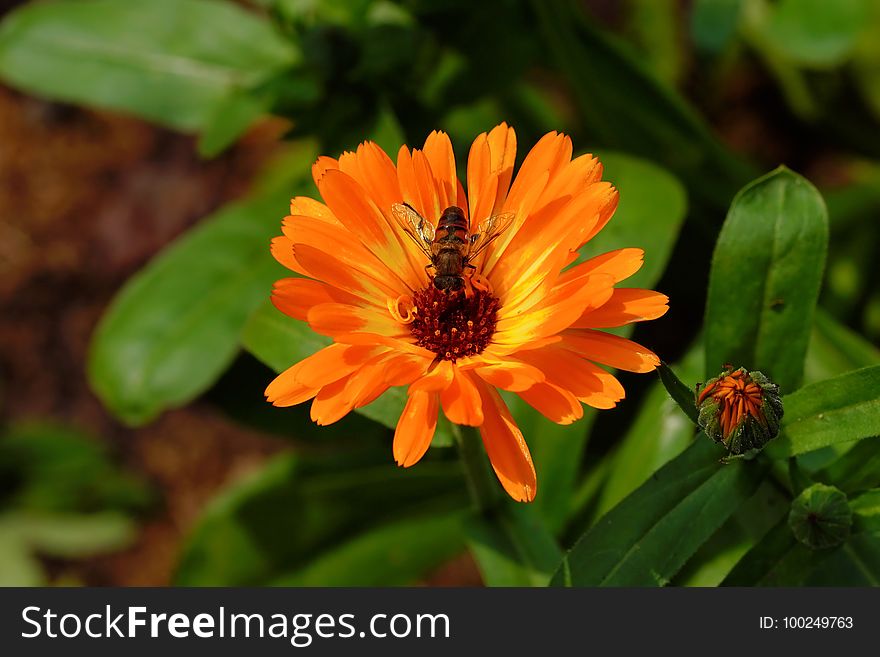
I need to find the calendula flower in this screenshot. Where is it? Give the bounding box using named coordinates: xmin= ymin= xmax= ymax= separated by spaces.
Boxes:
xmin=266 ymin=124 xmax=668 ymax=502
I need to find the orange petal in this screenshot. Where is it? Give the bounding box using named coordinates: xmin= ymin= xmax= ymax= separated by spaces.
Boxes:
xmin=408 ymin=359 xmax=454 ymax=393
xmin=393 ymin=391 xmax=440 ymax=467
xmin=560 ymin=248 xmax=644 ymax=286
xmin=270 ymin=236 xmax=299 ymax=272
xmin=312 ymin=156 xmax=338 ymax=187
xmin=493 ymin=273 xmax=615 ymax=346
xmin=482 ymin=169 xmax=550 ymax=276
xmin=283 ymin=214 xmax=406 ymax=299
xmin=293 ymin=242 xmax=402 ymax=303
xmin=578 ymin=363 xmax=626 ymax=409
xmin=318 ymin=169 xmax=423 ymax=289
xmin=489 ymin=183 xmax=606 ymax=305
xmin=423 ymin=131 xmax=458 ymax=212
xmin=573 ymin=288 xmax=669 ymax=328
xmin=440 ymin=368 xmax=484 ymax=426
xmin=338 ymin=142 xmax=401 ymax=222
xmin=537 ymin=153 xmax=602 ymax=208
xmin=469 ymin=173 xmax=499 ymax=233
xmin=271 ymin=277 xmax=361 ymax=321
xmin=341 ymin=353 xmax=401 ymax=408
xmin=265 ymin=365 xmax=320 ymax=407
xmin=397 ymin=145 xmax=439 ymax=223
xmin=577 ymin=182 xmax=619 ymax=247
xmin=560 ymin=329 xmax=660 ymax=373
xmin=515 ymin=346 xmax=611 ymax=399
xmin=470 ymin=359 xmax=545 ymax=392
xmin=310 ymin=375 xmax=355 ymax=425
xmin=517 ymin=381 xmax=583 ymax=425
xmin=505 ymin=132 xmax=571 ymax=212
xmin=290 ymin=196 xmax=340 ymax=225
xmin=474 ymin=380 xmax=537 ymax=502
xmin=283 ymin=343 xmax=382 ymax=389
xmin=307 ymin=302 xmax=410 ymax=340
xmin=467 ymin=123 xmax=516 ymax=220
xmin=382 ymin=352 xmax=433 ymax=387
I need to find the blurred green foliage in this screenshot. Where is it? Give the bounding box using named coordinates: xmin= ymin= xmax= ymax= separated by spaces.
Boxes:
xmin=1 ymin=0 xmax=879 ymax=587
xmin=0 ymin=423 xmax=152 ymax=585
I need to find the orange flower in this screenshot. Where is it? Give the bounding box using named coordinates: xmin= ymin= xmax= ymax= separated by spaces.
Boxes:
xmin=266 ymin=124 xmax=668 ymax=502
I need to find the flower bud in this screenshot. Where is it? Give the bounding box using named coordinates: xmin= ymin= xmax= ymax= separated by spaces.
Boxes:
xmin=695 ymin=366 xmax=783 ymax=456
xmin=788 ymin=484 xmax=852 ymax=549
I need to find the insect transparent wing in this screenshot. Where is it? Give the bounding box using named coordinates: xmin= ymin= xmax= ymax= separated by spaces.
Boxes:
xmin=391 ymin=202 xmax=435 ymax=258
xmin=468 ymin=212 xmax=516 ymax=258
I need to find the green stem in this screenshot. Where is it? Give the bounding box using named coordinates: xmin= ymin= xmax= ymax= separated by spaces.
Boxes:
xmin=453 ymin=424 xmax=502 ymax=515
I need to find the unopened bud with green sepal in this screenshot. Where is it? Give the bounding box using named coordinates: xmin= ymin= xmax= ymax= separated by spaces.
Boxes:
xmin=695 ymin=366 xmax=783 ymax=456
xmin=788 ymin=484 xmax=852 ymax=549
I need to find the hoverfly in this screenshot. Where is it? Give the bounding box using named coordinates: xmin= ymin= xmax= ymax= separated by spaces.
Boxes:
xmin=391 ymin=203 xmax=515 ymax=293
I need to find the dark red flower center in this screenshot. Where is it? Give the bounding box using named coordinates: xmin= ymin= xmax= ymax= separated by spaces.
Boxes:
xmin=409 ymin=286 xmax=500 ymax=361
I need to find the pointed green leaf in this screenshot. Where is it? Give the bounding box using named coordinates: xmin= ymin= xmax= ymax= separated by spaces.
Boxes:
xmin=758 ymin=0 xmax=870 ymax=68
xmin=815 ymin=437 xmax=880 ymax=494
xmin=705 ymin=167 xmax=829 ymax=392
xmin=88 ymin=147 xmax=316 ymax=425
xmin=0 ymin=0 xmax=297 ymax=132
xmin=552 ymin=438 xmax=766 ymax=586
xmin=805 ymin=309 xmax=880 ymax=384
xmin=592 ymin=344 xmax=703 ymax=519
xmin=769 ymin=365 xmax=880 ymax=457
xmin=657 ymin=361 xmax=699 ymax=423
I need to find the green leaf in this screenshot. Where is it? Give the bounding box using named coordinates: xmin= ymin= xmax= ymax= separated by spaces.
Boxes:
xmin=519 ymin=152 xmax=686 ymax=532
xmin=657 ymin=361 xmax=699 ymax=424
xmin=271 ymin=512 xmax=466 ymax=586
xmin=0 ymin=0 xmax=298 ymax=132
xmin=625 ymin=0 xmax=685 ymax=86
xmin=804 ymin=309 xmax=880 ymax=384
xmin=722 ymin=518 xmax=828 ymax=585
xmin=691 ymin=0 xmax=743 ymax=53
xmin=88 ymin=147 xmax=316 ymax=426
xmin=758 ymin=0 xmax=870 ymax=68
xmin=704 ymin=167 xmax=829 ymax=392
xmin=850 ymin=488 xmax=880 ymax=533
xmin=552 ymin=438 xmax=766 ymax=586
xmin=241 ymin=299 xmax=455 ymax=446
xmin=0 ymin=511 xmax=136 ymax=586
xmin=7 ymin=512 xmax=135 ymax=558
xmin=197 ymin=90 xmax=271 ymax=158
xmin=531 ymin=0 xmax=752 ymax=208
xmin=591 ymin=345 xmax=703 ymax=520
xmin=768 ymin=366 xmax=880 ymax=457
xmin=673 ymin=480 xmax=789 ymax=586
xmin=0 ymin=528 xmax=44 ymax=586
xmin=466 ymin=505 xmax=562 ymax=586
xmin=0 ymin=422 xmax=153 ymax=513
xmin=174 ymin=450 xmax=466 ymax=585
xmin=815 ymin=437 xmax=880 ymax=494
